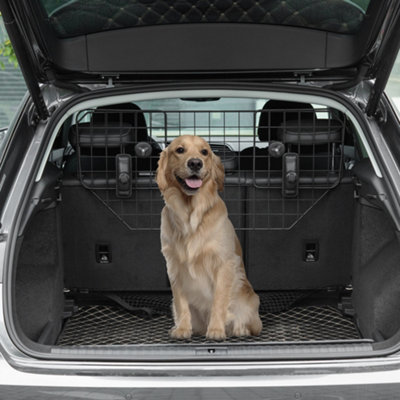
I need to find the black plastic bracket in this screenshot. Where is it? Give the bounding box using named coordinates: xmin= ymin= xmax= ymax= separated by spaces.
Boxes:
xmin=282 ymin=152 xmax=299 ymax=198
xmin=116 ymin=154 xmax=132 ymax=198
xmin=95 ymin=243 xmax=112 ymax=264
xmin=303 ymin=241 xmax=319 ymax=262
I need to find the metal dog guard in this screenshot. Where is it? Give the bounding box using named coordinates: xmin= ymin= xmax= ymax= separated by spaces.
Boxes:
xmin=71 ymin=106 xmax=346 ymax=231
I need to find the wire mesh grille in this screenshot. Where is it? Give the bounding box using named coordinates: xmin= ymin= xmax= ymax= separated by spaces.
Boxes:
xmin=70 ymin=105 xmax=346 ymax=230
xmin=57 ymin=292 xmax=360 ymax=346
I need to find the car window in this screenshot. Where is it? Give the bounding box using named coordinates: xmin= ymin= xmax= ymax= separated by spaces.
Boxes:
xmin=135 ymin=98 xmax=264 ymax=147
xmin=0 ymin=127 xmax=8 ymax=155
xmin=0 ymin=17 xmax=27 ymax=159
xmin=39 ymin=0 xmax=370 ymax=38
xmin=386 ymin=50 xmax=400 ymax=118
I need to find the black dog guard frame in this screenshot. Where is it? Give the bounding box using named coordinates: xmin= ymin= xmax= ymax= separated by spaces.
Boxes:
xmin=71 ymin=106 xmax=347 ymax=231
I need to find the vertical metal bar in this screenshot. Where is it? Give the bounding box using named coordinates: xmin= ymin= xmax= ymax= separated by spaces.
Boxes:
xmin=282 ymin=110 xmax=287 ymax=229
xmin=120 ymin=106 xmax=125 ymax=225
xmin=238 ymin=111 xmax=242 ymax=231
xmin=90 ymin=109 xmax=94 ymax=187
xmin=148 ymin=110 xmax=153 ymax=230
xmin=312 ymin=109 xmax=315 ymax=184
xmin=208 ymin=110 xmax=211 ymax=147
xmin=76 ymin=111 xmax=83 ymax=185
xmin=339 ymin=116 xmax=346 ymax=181
xmin=267 ymin=109 xmax=271 ymax=229
xmin=296 ymin=109 xmax=300 ymax=225
xmin=179 ymin=111 xmax=182 ymax=138
xmin=331 ymin=143 xmax=336 ymax=172
xmin=192 ymin=110 xmax=194 ymax=137
xmin=267 ymin=109 xmax=271 ymax=181
xmin=252 ymin=111 xmax=257 ymax=231
xmin=223 ymin=110 xmax=226 ymax=151
xmin=252 ymin=111 xmax=257 ymax=180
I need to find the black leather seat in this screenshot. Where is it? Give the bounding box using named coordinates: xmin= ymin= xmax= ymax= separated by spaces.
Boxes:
xmin=64 ymin=103 xmax=161 ymax=179
xmin=278 ymin=117 xmax=343 ymax=172
xmin=240 ymin=100 xmax=314 ymax=171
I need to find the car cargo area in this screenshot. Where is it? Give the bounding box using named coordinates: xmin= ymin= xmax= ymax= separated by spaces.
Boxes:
xmin=11 ymin=96 xmax=400 ymax=355
xmin=55 ymin=290 xmax=361 ymax=346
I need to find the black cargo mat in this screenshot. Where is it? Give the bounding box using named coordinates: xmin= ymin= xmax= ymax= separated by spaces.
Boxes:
xmin=57 ymin=292 xmax=361 ymax=346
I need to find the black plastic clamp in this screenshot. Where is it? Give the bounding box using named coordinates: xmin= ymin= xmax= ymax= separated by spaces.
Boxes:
xmin=282 ymin=153 xmax=299 ymax=198
xmin=116 ymin=153 xmax=132 ymax=198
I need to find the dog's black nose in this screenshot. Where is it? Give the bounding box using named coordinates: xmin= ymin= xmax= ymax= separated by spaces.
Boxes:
xmin=187 ymin=158 xmax=203 ymax=171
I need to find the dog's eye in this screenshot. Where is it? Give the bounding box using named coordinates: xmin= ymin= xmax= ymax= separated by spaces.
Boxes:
xmin=201 ymin=149 xmax=208 ymax=156
xmin=176 ymin=147 xmax=185 ymax=154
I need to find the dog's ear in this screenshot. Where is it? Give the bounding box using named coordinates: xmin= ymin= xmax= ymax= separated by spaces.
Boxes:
xmin=156 ymin=148 xmax=169 ymax=192
xmin=212 ymin=153 xmax=225 ymax=192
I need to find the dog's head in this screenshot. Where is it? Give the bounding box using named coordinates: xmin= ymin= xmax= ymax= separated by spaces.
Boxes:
xmin=156 ymin=135 xmax=224 ymax=196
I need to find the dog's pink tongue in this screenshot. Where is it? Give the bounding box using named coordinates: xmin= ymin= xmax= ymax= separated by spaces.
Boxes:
xmin=185 ymin=178 xmax=203 ymax=189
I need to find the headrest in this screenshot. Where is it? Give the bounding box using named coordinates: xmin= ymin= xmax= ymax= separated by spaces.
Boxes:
xmin=210 ymin=143 xmax=237 ymax=171
xmin=91 ymin=103 xmax=148 ymax=141
xmin=69 ymin=122 xmax=134 ymax=148
xmin=278 ymin=119 xmax=343 ymax=145
xmin=258 ymin=100 xmax=315 ymax=141
xmin=92 ymin=102 xmax=144 ymax=121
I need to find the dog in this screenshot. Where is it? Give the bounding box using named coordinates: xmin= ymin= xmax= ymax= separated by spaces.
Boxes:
xmin=156 ymin=135 xmax=262 ymax=340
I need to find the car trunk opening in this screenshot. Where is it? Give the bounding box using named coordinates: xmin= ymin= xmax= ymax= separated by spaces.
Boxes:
xmin=8 ymin=92 xmax=400 ymax=360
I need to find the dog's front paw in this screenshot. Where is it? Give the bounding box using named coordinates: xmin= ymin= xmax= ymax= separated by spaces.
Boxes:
xmin=206 ymin=327 xmax=226 ymax=341
xmin=232 ymin=326 xmax=251 ymax=337
xmin=170 ymin=326 xmax=192 ymax=339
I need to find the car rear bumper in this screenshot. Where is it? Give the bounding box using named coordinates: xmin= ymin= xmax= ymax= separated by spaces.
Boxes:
xmin=1 ymin=341 xmax=400 ymax=399
xmin=1 ymin=359 xmax=400 ymax=399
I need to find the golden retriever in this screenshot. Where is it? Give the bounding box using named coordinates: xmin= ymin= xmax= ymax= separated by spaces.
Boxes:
xmin=156 ymin=135 xmax=262 ymax=340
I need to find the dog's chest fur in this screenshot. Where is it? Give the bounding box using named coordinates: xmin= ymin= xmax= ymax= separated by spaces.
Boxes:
xmin=161 ymin=202 xmax=225 ymax=302
xmin=165 ymin=209 xmax=220 ymax=272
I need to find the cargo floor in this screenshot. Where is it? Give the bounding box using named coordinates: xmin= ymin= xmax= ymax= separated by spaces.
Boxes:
xmin=57 ymin=291 xmax=361 ymax=346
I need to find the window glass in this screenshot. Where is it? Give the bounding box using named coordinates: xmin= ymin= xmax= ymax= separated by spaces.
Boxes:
xmin=386 ymin=50 xmax=400 ymax=117
xmin=135 ymin=98 xmax=265 ymax=144
xmin=0 ymin=17 xmax=27 ymax=156
xmin=0 ymin=17 xmax=26 ymax=129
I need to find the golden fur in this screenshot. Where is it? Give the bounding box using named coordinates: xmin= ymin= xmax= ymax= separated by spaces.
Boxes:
xmin=156 ymin=135 xmax=262 ymax=340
